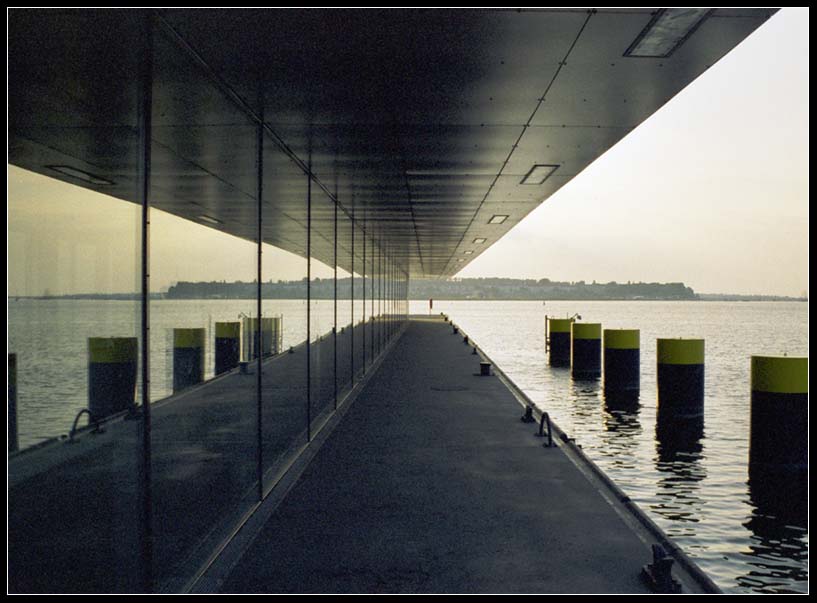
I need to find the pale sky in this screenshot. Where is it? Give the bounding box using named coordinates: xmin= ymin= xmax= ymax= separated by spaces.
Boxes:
xmin=8 ymin=9 xmax=808 ymax=297
xmin=458 ymin=8 xmax=809 ymax=297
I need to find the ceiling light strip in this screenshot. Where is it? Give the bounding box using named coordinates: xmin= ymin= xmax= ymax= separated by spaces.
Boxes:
xmin=45 ymin=165 xmax=114 ymax=186
xmin=624 ymin=8 xmax=713 ymax=58
xmin=442 ymin=11 xmax=595 ymax=277
xmin=521 ymin=164 xmax=559 ymax=185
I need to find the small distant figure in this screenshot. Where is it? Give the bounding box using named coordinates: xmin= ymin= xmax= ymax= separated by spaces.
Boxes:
xmin=429 ymin=298 xmax=433 ymax=314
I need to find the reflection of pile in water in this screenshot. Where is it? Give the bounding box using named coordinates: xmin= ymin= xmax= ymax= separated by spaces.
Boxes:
xmin=604 ymin=389 xmax=641 ymax=411
xmin=748 ymin=466 xmax=807 ymax=527
xmin=655 ymin=410 xmax=704 ymax=462
xmin=599 ymin=406 xmax=643 ymax=469
xmin=740 ymin=467 xmax=808 ymax=593
xmin=653 ymin=412 xmax=706 ymax=525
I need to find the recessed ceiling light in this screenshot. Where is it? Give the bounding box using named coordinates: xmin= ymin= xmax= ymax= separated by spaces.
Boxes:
xmin=624 ymin=8 xmax=713 ymax=58
xmin=46 ymin=165 xmax=114 ymax=186
xmin=198 ymin=215 xmax=222 ymax=225
xmin=456 ymin=259 xmax=465 ymax=263
xmin=464 ymin=250 xmax=474 ymax=255
xmin=473 ymin=237 xmax=487 ymax=244
xmin=521 ymin=164 xmax=559 ymax=185
xmin=488 ymin=215 xmax=508 ymax=225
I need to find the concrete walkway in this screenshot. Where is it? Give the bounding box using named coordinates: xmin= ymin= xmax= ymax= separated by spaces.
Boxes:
xmin=220 ymin=317 xmax=665 ymax=593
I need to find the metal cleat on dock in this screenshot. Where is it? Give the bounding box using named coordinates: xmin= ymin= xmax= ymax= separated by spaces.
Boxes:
xmin=642 ymin=544 xmax=682 ymax=593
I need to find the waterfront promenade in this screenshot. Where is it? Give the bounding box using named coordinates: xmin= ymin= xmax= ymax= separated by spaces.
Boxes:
xmin=212 ymin=316 xmax=712 ymax=593
xmin=9 ymin=316 xmax=717 ymax=593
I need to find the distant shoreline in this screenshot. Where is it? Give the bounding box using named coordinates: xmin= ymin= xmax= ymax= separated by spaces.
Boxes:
xmin=9 ymin=295 xmax=807 ymax=303
xmin=7 ymin=277 xmax=806 ymax=303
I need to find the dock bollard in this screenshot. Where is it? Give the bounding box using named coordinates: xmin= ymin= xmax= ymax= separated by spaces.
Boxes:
xmin=244 ymin=317 xmax=258 ymax=359
xmin=173 ymin=328 xmax=205 ymax=393
xmin=248 ymin=317 xmax=272 ymax=357
xmin=261 ymin=317 xmax=275 ymax=356
xmin=603 ymin=329 xmax=640 ymax=399
xmin=452 ymin=325 xmax=459 ymax=335
xmin=547 ymin=318 xmax=573 ymax=367
xmin=9 ymin=353 xmax=18 ymax=453
xmin=657 ymin=338 xmax=704 ymax=418
xmin=244 ymin=317 xmax=275 ymax=359
xmin=88 ymin=337 xmax=138 ymax=419
xmin=571 ymin=322 xmax=602 ymax=379
xmin=214 ymin=321 xmax=240 ymax=375
xmin=749 ymin=355 xmax=807 ymax=472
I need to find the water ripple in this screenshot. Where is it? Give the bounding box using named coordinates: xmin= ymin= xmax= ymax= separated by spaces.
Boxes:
xmin=418 ymin=300 xmax=808 ymax=594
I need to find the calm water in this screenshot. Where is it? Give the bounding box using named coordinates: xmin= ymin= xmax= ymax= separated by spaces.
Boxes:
xmin=8 ymin=298 xmax=808 ymax=593
xmin=410 ymin=300 xmax=808 ymax=594
xmin=8 ymin=298 xmax=347 ymax=446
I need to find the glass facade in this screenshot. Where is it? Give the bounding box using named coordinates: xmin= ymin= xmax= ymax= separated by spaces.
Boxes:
xmin=8 ymin=10 xmax=408 ymax=593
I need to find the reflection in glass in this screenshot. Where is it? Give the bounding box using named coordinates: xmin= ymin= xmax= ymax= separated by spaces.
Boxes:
xmin=337 ymin=211 xmax=354 ymax=398
xmin=309 ymin=188 xmax=337 ymax=424
xmin=369 ymin=234 xmax=375 ymax=360
xmin=9 ymin=8 xmax=416 ymax=594
xmin=149 ymin=27 xmax=260 ymax=588
xmin=353 ymin=223 xmax=366 ymax=380
xmin=362 ymin=230 xmax=368 ymax=372
xmin=350 ymin=210 xmax=357 ymax=386
xmin=9 ymin=8 xmax=146 ymax=591
xmin=261 ymin=141 xmax=309 ymax=490
xmin=8 ymin=168 xmax=144 ymax=592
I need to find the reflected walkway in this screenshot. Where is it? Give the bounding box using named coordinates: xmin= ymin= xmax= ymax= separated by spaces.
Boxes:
xmin=8 ymin=322 xmax=373 ymax=593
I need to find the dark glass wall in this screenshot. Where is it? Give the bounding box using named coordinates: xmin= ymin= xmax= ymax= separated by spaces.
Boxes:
xmin=149 ymin=24 xmax=262 ymax=589
xmin=310 ymin=188 xmax=337 ymax=424
xmin=8 ymin=9 xmax=412 ymax=594
xmin=337 ymin=212 xmax=354 ymax=398
xmin=8 ymin=10 xmax=145 ymax=593
xmin=260 ymin=144 xmax=309 ymax=489
xmin=353 ymin=222 xmax=366 ymax=380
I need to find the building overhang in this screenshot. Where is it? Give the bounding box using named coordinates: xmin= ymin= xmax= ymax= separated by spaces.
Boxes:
xmin=8 ymin=8 xmax=778 ymax=278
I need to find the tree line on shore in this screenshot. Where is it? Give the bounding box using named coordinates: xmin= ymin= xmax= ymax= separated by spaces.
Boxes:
xmin=16 ymin=278 xmax=805 ymax=301
xmin=161 ymin=277 xmax=699 ymax=301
